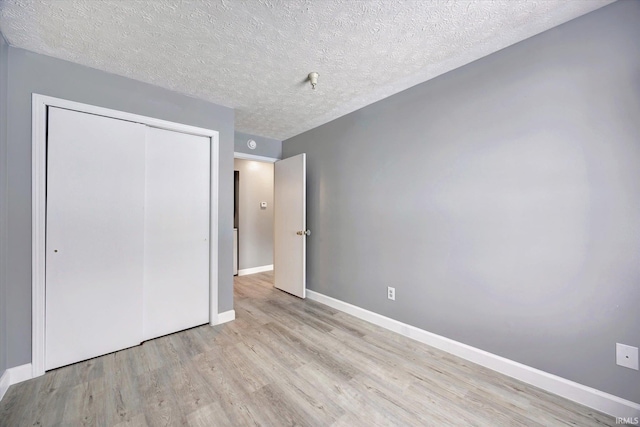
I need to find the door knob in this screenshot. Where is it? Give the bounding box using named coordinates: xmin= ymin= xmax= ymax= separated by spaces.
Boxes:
xmin=296 ymin=230 xmax=311 ymax=236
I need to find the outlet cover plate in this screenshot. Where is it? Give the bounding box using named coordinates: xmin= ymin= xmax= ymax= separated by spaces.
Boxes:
xmin=387 ymin=287 xmax=395 ymax=301
xmin=616 ymin=343 xmax=639 ymax=370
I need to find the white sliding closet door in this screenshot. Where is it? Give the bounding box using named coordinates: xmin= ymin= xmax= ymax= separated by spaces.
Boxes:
xmin=143 ymin=127 xmax=210 ymax=341
xmin=46 ymin=107 xmax=146 ymax=370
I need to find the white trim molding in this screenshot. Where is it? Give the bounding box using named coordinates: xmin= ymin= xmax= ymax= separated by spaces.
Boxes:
xmin=0 ymin=370 xmax=9 ymax=402
xmin=32 ymin=94 xmax=220 ymax=376
xmin=7 ymin=364 xmax=33 ymax=385
xmin=234 ymin=151 xmax=279 ymax=163
xmin=238 ymin=264 xmax=274 ymax=276
xmin=215 ymin=310 xmax=236 ymax=325
xmin=0 ymin=364 xmax=34 ymax=402
xmin=307 ymin=290 xmax=640 ymax=420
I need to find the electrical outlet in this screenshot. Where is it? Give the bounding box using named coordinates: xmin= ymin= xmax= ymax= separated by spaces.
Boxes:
xmin=387 ymin=287 xmax=395 ymax=301
xmin=616 ymin=343 xmax=639 ymax=370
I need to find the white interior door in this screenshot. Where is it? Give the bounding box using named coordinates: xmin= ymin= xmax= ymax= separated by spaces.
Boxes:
xmin=143 ymin=127 xmax=210 ymax=340
xmin=274 ymin=153 xmax=307 ymax=298
xmin=46 ymin=107 xmax=146 ymax=370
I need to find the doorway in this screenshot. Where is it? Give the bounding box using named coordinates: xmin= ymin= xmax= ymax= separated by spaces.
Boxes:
xmin=233 ymin=152 xmax=308 ymax=300
xmin=233 ymin=155 xmax=276 ymax=276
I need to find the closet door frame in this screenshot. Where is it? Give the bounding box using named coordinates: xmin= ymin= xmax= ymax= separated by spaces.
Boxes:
xmin=31 ymin=94 xmax=220 ymax=378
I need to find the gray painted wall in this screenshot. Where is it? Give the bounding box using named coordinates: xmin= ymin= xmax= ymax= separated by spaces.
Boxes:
xmin=234 ymin=159 xmax=274 ymax=270
xmin=4 ymin=47 xmax=235 ymax=369
xmin=234 ymin=131 xmax=282 ymax=159
xmin=283 ymin=1 xmax=640 ymax=403
xmin=0 ymin=33 xmax=9 ymax=376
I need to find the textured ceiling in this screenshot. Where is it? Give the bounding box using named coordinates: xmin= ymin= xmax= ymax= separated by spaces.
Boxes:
xmin=0 ymin=0 xmax=614 ymax=140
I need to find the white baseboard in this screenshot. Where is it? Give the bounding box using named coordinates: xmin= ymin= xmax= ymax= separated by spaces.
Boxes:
xmin=0 ymin=369 xmax=9 ymax=402
xmin=8 ymin=364 xmax=33 ymax=385
xmin=215 ymin=310 xmax=236 ymax=325
xmin=238 ymin=264 xmax=273 ymax=276
xmin=0 ymin=363 xmax=34 ymax=403
xmin=307 ymin=290 xmax=640 ymax=419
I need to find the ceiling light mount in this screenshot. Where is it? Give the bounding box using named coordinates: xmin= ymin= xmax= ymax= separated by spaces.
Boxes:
xmin=308 ymin=72 xmax=319 ymax=90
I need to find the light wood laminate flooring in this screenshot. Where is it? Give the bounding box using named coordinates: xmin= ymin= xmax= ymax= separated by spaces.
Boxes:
xmin=0 ymin=272 xmax=615 ymax=426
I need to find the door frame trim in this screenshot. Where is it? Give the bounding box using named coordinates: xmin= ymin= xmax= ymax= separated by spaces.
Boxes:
xmin=32 ymin=94 xmax=220 ymax=377
xmin=233 ymin=152 xmax=278 ymax=163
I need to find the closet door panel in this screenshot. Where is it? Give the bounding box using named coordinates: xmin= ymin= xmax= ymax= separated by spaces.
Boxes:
xmin=143 ymin=127 xmax=210 ymax=340
xmin=46 ymin=107 xmax=146 ymax=370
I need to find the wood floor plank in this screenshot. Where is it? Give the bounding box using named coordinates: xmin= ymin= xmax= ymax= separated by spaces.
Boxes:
xmin=247 ymin=383 xmax=317 ymax=427
xmin=112 ymin=413 xmax=148 ymax=427
xmin=0 ymin=271 xmax=617 ymax=427
xmin=102 ymin=351 xmax=143 ymax=426
xmin=192 ymin=347 xmax=270 ymax=426
xmin=61 ymin=377 xmax=106 ymax=426
xmin=233 ymin=339 xmax=346 ymax=424
xmin=137 ymin=366 xmax=185 ymax=427
xmin=186 ymin=401 xmax=232 ymax=427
